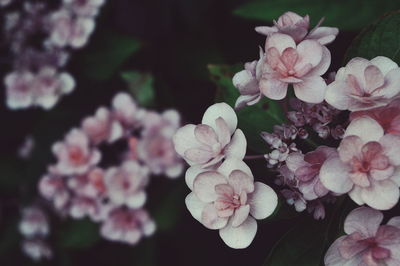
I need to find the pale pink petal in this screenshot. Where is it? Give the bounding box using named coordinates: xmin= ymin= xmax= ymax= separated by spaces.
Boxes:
xmin=319 ymin=156 xmax=353 ymax=193
xmin=224 ymin=129 xmax=247 ymax=160
xmin=185 ymin=192 xmax=207 ymax=222
xmin=293 ymin=76 xmax=326 ymax=103
xmin=265 ymin=33 xmax=296 ymax=54
xmin=360 ymin=180 xmax=400 ymax=210
xmin=338 ymin=135 xmax=363 ymax=163
xmin=218 ymin=159 xmax=253 ymax=179
xmin=219 ymin=216 xmax=257 ymax=249
xmin=235 ymin=94 xmax=261 ymax=109
xmin=194 ymin=124 xmax=218 ymax=146
xmin=173 ymin=124 xmax=199 ymax=164
xmin=296 ymin=39 xmax=323 ymax=69
xmin=285 ymin=152 xmax=306 ymax=172
xmin=344 ymin=57 xmax=371 ymax=87
xmin=248 ymin=182 xmax=278 ymax=220
xmin=228 ymin=170 xmax=254 ymax=194
xmin=232 ymin=69 xmax=259 ymax=95
xmin=339 ymin=233 xmax=369 ymax=259
xmin=184 ymin=147 xmax=213 ymax=164
xmin=348 ymin=186 xmax=365 ymax=205
xmin=324 ymin=236 xmax=350 ymax=266
xmin=231 ymin=205 xmax=250 ymax=227
xmin=325 ymin=80 xmax=352 ymax=110
xmin=344 ymin=207 xmax=383 ymax=236
xmin=201 ymin=203 xmax=229 ymax=229
xmin=370 ymin=56 xmax=399 ymax=76
xmin=193 ymin=171 xmax=227 ymax=202
xmin=255 ymin=26 xmax=277 ymax=36
xmin=306 ymin=26 xmax=338 ymax=45
xmin=344 ymin=116 xmax=384 ymax=143
xmin=126 ymin=192 xmax=147 ymax=209
xmin=387 ymin=217 xmax=400 ymax=228
xmin=215 ymin=117 xmax=231 ymax=147
xmin=259 ymin=78 xmax=288 ymax=100
xmin=364 ymin=65 xmax=384 ymax=94
xmin=306 ymin=46 xmax=331 ymax=76
xmin=380 ymin=129 xmax=400 ymax=165
xmin=202 ymin=103 xmax=237 ymax=135
xmin=375 ymin=225 xmax=400 ymax=245
xmin=185 ymin=165 xmax=210 ymax=190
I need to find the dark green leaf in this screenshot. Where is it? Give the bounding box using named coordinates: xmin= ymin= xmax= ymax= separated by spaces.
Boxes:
xmin=121 ymin=71 xmax=156 ymax=107
xmin=208 ymin=64 xmax=285 ymax=153
xmin=80 ymin=31 xmax=141 ymax=81
xmin=234 ymin=0 xmax=400 ymax=31
xmin=344 ymin=11 xmax=400 ymax=64
xmin=58 ymin=219 xmax=100 ymax=249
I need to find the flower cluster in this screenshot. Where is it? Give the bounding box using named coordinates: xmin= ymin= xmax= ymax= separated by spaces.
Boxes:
xmin=38 ymin=92 xmax=182 ymax=245
xmin=19 ymin=206 xmax=52 ymax=261
xmin=173 ymin=103 xmax=278 ymax=249
xmin=2 ymin=0 xmax=105 ymax=110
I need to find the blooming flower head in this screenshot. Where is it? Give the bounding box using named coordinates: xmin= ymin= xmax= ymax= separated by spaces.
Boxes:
xmin=19 ymin=207 xmax=49 ymax=238
xmin=286 ymin=146 xmax=336 ymax=200
xmin=320 ymin=116 xmax=400 ymax=210
xmin=325 ymin=56 xmax=400 ymax=111
xmin=185 ymin=159 xmax=278 ymax=248
xmin=104 ymin=161 xmax=149 ymax=209
xmin=52 ymin=129 xmax=101 ymax=175
xmin=325 ymin=207 xmax=400 ymax=266
xmin=173 ymin=103 xmax=247 ymax=168
xmin=100 ymin=208 xmax=156 ymax=245
xmin=255 ymin=11 xmax=338 ymax=45
xmin=260 ymin=33 xmax=331 ymax=103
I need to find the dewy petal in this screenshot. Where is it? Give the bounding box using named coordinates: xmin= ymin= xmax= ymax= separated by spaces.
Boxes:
xmin=185 ymin=165 xmax=210 ymax=190
xmin=193 ymin=171 xmax=227 ymax=202
xmin=228 ymin=170 xmax=254 ymax=194
xmin=361 ymin=180 xmax=400 ymax=210
xmin=231 ymin=205 xmax=250 ymax=227
xmin=219 ymin=216 xmax=257 ymax=249
xmin=248 ymin=182 xmax=278 ymax=220
xmin=194 ymin=124 xmax=219 ymax=146
xmin=201 ymin=203 xmax=229 ymax=230
xmin=265 ymin=33 xmax=296 ymax=54
xmin=202 ymin=103 xmax=238 ymax=135
xmin=344 ymin=206 xmax=383 ymax=236
xmin=380 ymin=134 xmax=400 ymax=165
xmin=259 ymin=78 xmax=288 ymax=100
xmin=344 ymin=116 xmax=384 ymax=143
xmin=185 ymin=192 xmax=207 ymax=222
xmin=319 ymin=156 xmax=353 ymax=193
xmin=224 ymin=129 xmax=247 ymax=161
xmin=293 ymin=75 xmax=326 ymax=103
xmin=387 ymin=217 xmax=400 ymax=228
xmin=370 ymin=56 xmax=399 ymax=76
xmin=218 ymin=159 xmax=253 ymax=180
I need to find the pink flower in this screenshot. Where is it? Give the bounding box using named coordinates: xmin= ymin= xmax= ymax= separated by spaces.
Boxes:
xmin=19 ymin=207 xmax=49 ymax=238
xmin=38 ymin=174 xmax=70 ymax=211
xmin=52 ymin=129 xmax=101 ymax=175
xmin=173 ymin=103 xmax=247 ymax=168
xmin=100 ymin=208 xmax=156 ymax=245
xmin=68 ymin=196 xmax=113 ymax=221
xmin=325 ymin=207 xmax=400 ymax=266
xmin=67 ymin=168 xmax=106 ymax=198
xmin=255 ymin=11 xmax=338 ymax=45
xmin=325 ymin=56 xmax=400 ymax=111
xmin=22 ymin=239 xmax=52 ymax=261
xmin=112 ymin=92 xmax=144 ymax=129
xmin=286 ymin=146 xmax=336 ymax=200
xmin=82 ymin=107 xmax=123 ymax=144
xmin=48 ymin=9 xmax=95 ymax=48
xmin=320 ymin=116 xmax=400 ymax=210
xmin=63 ymin=0 xmax=105 ymax=17
xmin=232 ymin=49 xmax=264 ymax=108
xmin=185 ymin=159 xmax=278 ymax=248
xmin=137 ymin=110 xmax=184 ymax=178
xmin=5 ymin=71 xmax=35 ymax=109
xmin=350 ymin=99 xmax=400 ymax=136
xmin=104 ymin=161 xmax=149 ymax=209
xmin=260 ymin=33 xmax=331 ymax=103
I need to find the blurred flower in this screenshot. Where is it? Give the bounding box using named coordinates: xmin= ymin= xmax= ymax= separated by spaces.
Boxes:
xmin=63 ymin=0 xmax=105 ymax=17
xmin=22 ymin=239 xmax=52 ymax=261
xmin=18 ymin=136 xmax=35 ymax=159
xmin=19 ymin=207 xmax=49 ymax=238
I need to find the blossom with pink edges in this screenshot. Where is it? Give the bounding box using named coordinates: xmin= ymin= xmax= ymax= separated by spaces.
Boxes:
xmin=52 ymin=129 xmax=101 ymax=175
xmin=255 ymin=11 xmax=338 ymax=45
xmin=260 ymin=33 xmax=331 ymax=103
xmin=325 ymin=56 xmax=400 ymax=111
xmin=63 ymin=0 xmax=105 ymax=17
xmin=320 ymin=116 xmax=400 ymax=210
xmin=286 ymin=146 xmax=336 ymax=200
xmin=185 ymin=159 xmax=278 ymax=249
xmin=173 ymin=103 xmax=247 ymax=168
xmin=104 ymin=161 xmax=149 ymax=209
xmin=350 ymin=99 xmax=400 ymax=136
xmin=325 ymin=207 xmax=400 ymax=266
xmin=100 ymin=208 xmax=156 ymax=245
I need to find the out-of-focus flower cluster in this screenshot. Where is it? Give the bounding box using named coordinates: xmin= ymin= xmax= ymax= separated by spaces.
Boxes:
xmin=38 ymin=92 xmax=183 ymax=246
xmin=19 ymin=206 xmax=52 ymax=261
xmin=1 ymin=0 xmax=105 ymax=110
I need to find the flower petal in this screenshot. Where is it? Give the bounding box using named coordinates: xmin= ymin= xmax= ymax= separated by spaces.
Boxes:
xmin=248 ymin=182 xmax=278 ymax=220
xmin=219 ymin=216 xmax=257 ymax=249
xmin=319 ymin=156 xmax=353 ymax=193
xmin=202 ymin=103 xmax=237 ymax=135
xmin=224 ymin=129 xmax=247 ymax=160
xmin=231 ymin=205 xmax=250 ymax=227
xmin=201 ymin=203 xmax=229 ymax=229
xmin=325 ymin=80 xmax=352 ymax=110
xmin=193 ymin=171 xmax=227 ymax=202
xmin=344 ymin=206 xmax=383 ymax=236
xmin=360 ymin=180 xmax=400 ymax=210
xmin=296 ymin=39 xmax=323 ymax=68
xmin=173 ymin=124 xmax=199 ymax=164
xmin=185 ymin=165 xmax=210 ymax=190
xmin=388 ymin=217 xmax=400 ymax=228
xmin=259 ymin=78 xmax=288 ymax=100
xmin=344 ymin=116 xmax=384 ymax=143
xmin=380 ymin=133 xmax=400 ymax=165
xmin=265 ymin=33 xmax=296 ymax=54
xmin=185 ymin=192 xmax=207 ymax=222
xmin=370 ymin=56 xmax=399 ymax=76
xmin=228 ymin=170 xmax=254 ymax=194
xmin=293 ymin=76 xmax=326 ymax=103
xmin=218 ymin=159 xmax=253 ymax=179
xmin=194 ymin=124 xmax=218 ymax=146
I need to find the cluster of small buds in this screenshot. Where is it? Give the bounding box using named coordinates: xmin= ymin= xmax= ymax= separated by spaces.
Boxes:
xmin=38 ymin=92 xmax=183 ymax=246
xmin=2 ymin=0 xmax=105 ymax=110
xmin=19 ymin=206 xmax=52 ymax=261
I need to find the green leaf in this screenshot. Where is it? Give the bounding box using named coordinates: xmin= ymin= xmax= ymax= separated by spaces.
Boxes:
xmin=344 ymin=11 xmax=400 ymax=65
xmin=233 ymin=0 xmax=400 ymax=31
xmin=121 ymin=71 xmax=156 ymax=107
xmin=58 ymin=219 xmax=100 ymax=249
xmin=208 ymin=64 xmax=285 ymax=153
xmin=80 ymin=31 xmax=141 ymax=81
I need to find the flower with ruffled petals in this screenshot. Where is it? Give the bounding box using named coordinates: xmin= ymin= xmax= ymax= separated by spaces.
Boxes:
xmin=260 ymin=33 xmax=331 ymax=103
xmin=286 ymin=146 xmax=336 ymax=200
xmin=320 ymin=116 xmax=400 ymax=210
xmin=104 ymin=161 xmax=149 ymax=209
xmin=255 ymin=11 xmax=338 ymax=45
xmin=325 ymin=207 xmax=400 ymax=266
xmin=52 ymin=129 xmax=101 ymax=175
xmin=325 ymin=56 xmax=400 ymax=111
xmin=173 ymin=103 xmax=247 ymax=169
xmin=100 ymin=208 xmax=156 ymax=245
xmin=185 ymin=159 xmax=278 ymax=249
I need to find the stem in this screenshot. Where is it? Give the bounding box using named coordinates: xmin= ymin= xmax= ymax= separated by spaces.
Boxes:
xmin=244 ymin=155 xmax=265 ymax=160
